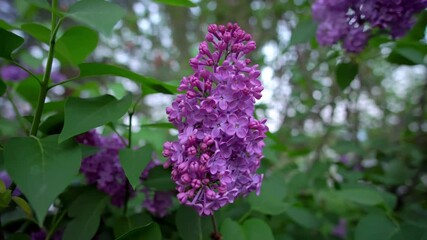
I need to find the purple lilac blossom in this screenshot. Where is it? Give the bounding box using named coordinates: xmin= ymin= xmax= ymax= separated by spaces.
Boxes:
xmin=76 ymin=130 xmax=133 ymax=207
xmin=0 ymin=170 xmax=21 ymax=196
xmin=140 ymin=158 xmax=173 ymax=218
xmin=0 ymin=65 xmax=29 ymax=81
xmin=331 ymin=219 xmax=347 ymax=239
xmin=312 ymin=0 xmax=427 ymax=53
xmin=31 ymin=229 xmax=62 ymax=240
xmin=163 ymin=23 xmax=268 ymax=216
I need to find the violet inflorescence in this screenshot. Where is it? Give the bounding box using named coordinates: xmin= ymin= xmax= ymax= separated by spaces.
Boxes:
xmin=312 ymin=0 xmax=427 ymax=53
xmin=163 ymin=23 xmax=268 ymax=215
xmin=77 ymin=130 xmax=173 ymax=216
xmin=76 ymin=130 xmax=132 ymax=207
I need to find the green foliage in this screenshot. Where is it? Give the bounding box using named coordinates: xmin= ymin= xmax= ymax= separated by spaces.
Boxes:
xmin=119 ymin=145 xmax=153 ymax=189
xmin=55 ymin=26 xmax=98 ymax=65
xmin=242 ymin=218 xmax=275 ymax=240
xmin=354 ymin=214 xmax=396 ymax=240
xmin=112 ymin=213 xmax=153 ymax=238
xmin=77 ymin=63 xmax=178 ymax=94
xmin=59 ymin=94 xmax=132 ymax=142
xmin=175 ymin=206 xmax=212 ymax=240
xmin=285 ymin=206 xmax=320 ymax=229
xmin=290 ymin=18 xmax=317 ymax=45
xmin=154 ymin=0 xmax=196 ymax=7
xmin=337 ymin=188 xmax=384 ymax=206
xmin=143 ymin=166 xmax=175 ymax=191
xmin=0 ymin=28 xmax=24 ymax=60
xmin=20 ymin=23 xmax=50 ymax=44
xmin=12 ymin=196 xmax=33 ymax=219
xmin=221 ymin=218 xmax=245 ymax=240
xmin=115 ymin=223 xmax=162 ymax=240
xmin=0 ymin=79 xmax=5 ymax=96
xmin=336 ymin=62 xmax=358 ymax=90
xmin=247 ymin=173 xmax=287 ymax=215
xmin=67 ymin=0 xmax=126 ymax=36
xmin=3 ymin=135 xmax=81 ymax=224
xmin=63 ymin=190 xmax=109 ymax=240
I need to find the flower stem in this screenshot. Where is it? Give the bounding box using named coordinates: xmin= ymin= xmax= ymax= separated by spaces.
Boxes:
xmin=29 ymin=0 xmax=62 ymax=136
xmin=210 ymin=214 xmax=222 ymax=240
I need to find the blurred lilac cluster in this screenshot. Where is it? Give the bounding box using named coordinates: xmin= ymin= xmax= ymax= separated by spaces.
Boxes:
xmin=0 ymin=65 xmax=66 ymax=83
xmin=312 ymin=0 xmax=427 ymax=52
xmin=0 ymin=170 xmax=21 ymax=196
xmin=140 ymin=159 xmax=173 ymax=218
xmin=77 ymin=130 xmax=173 ymax=216
xmin=76 ymin=130 xmax=132 ymax=207
xmin=163 ymin=23 xmax=268 ymax=215
xmin=31 ymin=229 xmax=62 ymax=240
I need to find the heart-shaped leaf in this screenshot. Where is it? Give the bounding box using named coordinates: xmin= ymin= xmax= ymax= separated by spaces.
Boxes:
xmin=119 ymin=145 xmax=153 ymax=190
xmin=59 ymin=94 xmax=132 ymax=142
xmin=55 ymin=26 xmax=98 ymax=65
xmin=3 ymin=135 xmax=81 ymax=224
xmin=67 ymin=0 xmax=126 ymax=36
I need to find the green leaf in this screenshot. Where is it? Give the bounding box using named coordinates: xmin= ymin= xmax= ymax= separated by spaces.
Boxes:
xmin=221 ymin=218 xmax=245 ymax=240
xmin=16 ymin=77 xmax=41 ymax=107
xmin=112 ymin=213 xmax=152 ymax=238
xmin=141 ymin=122 xmax=174 ymax=129
xmin=0 ymin=179 xmax=6 ymax=193
xmin=59 ymin=94 xmax=132 ymax=142
xmin=153 ymin=0 xmax=196 ymax=7
xmin=3 ymin=135 xmax=81 ymax=224
xmin=0 ymin=28 xmax=24 ymax=60
xmin=143 ymin=166 xmax=175 ymax=191
xmin=354 ymin=214 xmax=396 ymax=240
xmin=6 ymin=233 xmax=31 ymax=240
xmin=336 ymin=62 xmax=358 ymax=90
xmin=337 ymin=188 xmax=384 ymax=206
xmin=24 ymin=0 xmax=50 ymax=9
xmin=248 ymin=174 xmax=288 ymax=215
xmin=290 ymin=18 xmax=317 ymax=45
xmin=175 ymin=206 xmax=212 ymax=240
xmin=388 ymin=41 xmax=427 ymax=65
xmin=0 ymin=190 xmax=11 ymax=208
xmin=116 ymin=222 xmax=162 ymax=240
xmin=77 ymin=63 xmax=178 ymax=95
xmin=20 ymin=23 xmax=50 ymax=44
xmin=63 ymin=190 xmax=109 ymax=240
xmin=242 ymin=218 xmax=275 ymax=240
xmin=285 ymin=206 xmax=320 ymax=229
xmin=12 ymin=196 xmax=33 ymax=219
xmin=67 ymin=0 xmax=126 ymax=36
xmin=0 ymin=19 xmax=15 ymax=30
xmin=119 ymin=145 xmax=153 ymax=190
xmin=0 ymin=79 xmax=5 ymax=96
xmin=56 ymin=26 xmax=98 ymax=65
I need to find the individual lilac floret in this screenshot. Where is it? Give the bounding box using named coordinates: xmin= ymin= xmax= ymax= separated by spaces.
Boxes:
xmin=140 ymin=158 xmax=173 ymax=218
xmin=312 ymin=0 xmax=427 ymax=53
xmin=163 ymin=23 xmax=268 ymax=216
xmin=0 ymin=65 xmax=28 ymax=81
xmin=0 ymin=170 xmax=21 ymax=196
xmin=76 ymin=130 xmax=133 ymax=207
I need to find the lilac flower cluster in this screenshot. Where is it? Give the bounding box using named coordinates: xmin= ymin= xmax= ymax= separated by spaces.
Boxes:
xmin=312 ymin=0 xmax=427 ymax=52
xmin=31 ymin=229 xmax=62 ymax=240
xmin=140 ymin=159 xmax=173 ymax=218
xmin=163 ymin=23 xmax=268 ymax=215
xmin=0 ymin=65 xmax=28 ymax=81
xmin=76 ymin=130 xmax=133 ymax=207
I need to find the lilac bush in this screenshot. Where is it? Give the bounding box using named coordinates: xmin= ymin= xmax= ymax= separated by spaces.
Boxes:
xmin=312 ymin=0 xmax=427 ymax=52
xmin=163 ymin=23 xmax=268 ymax=216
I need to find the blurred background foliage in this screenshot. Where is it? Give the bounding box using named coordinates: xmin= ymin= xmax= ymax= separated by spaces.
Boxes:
xmin=0 ymin=0 xmax=427 ymax=239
